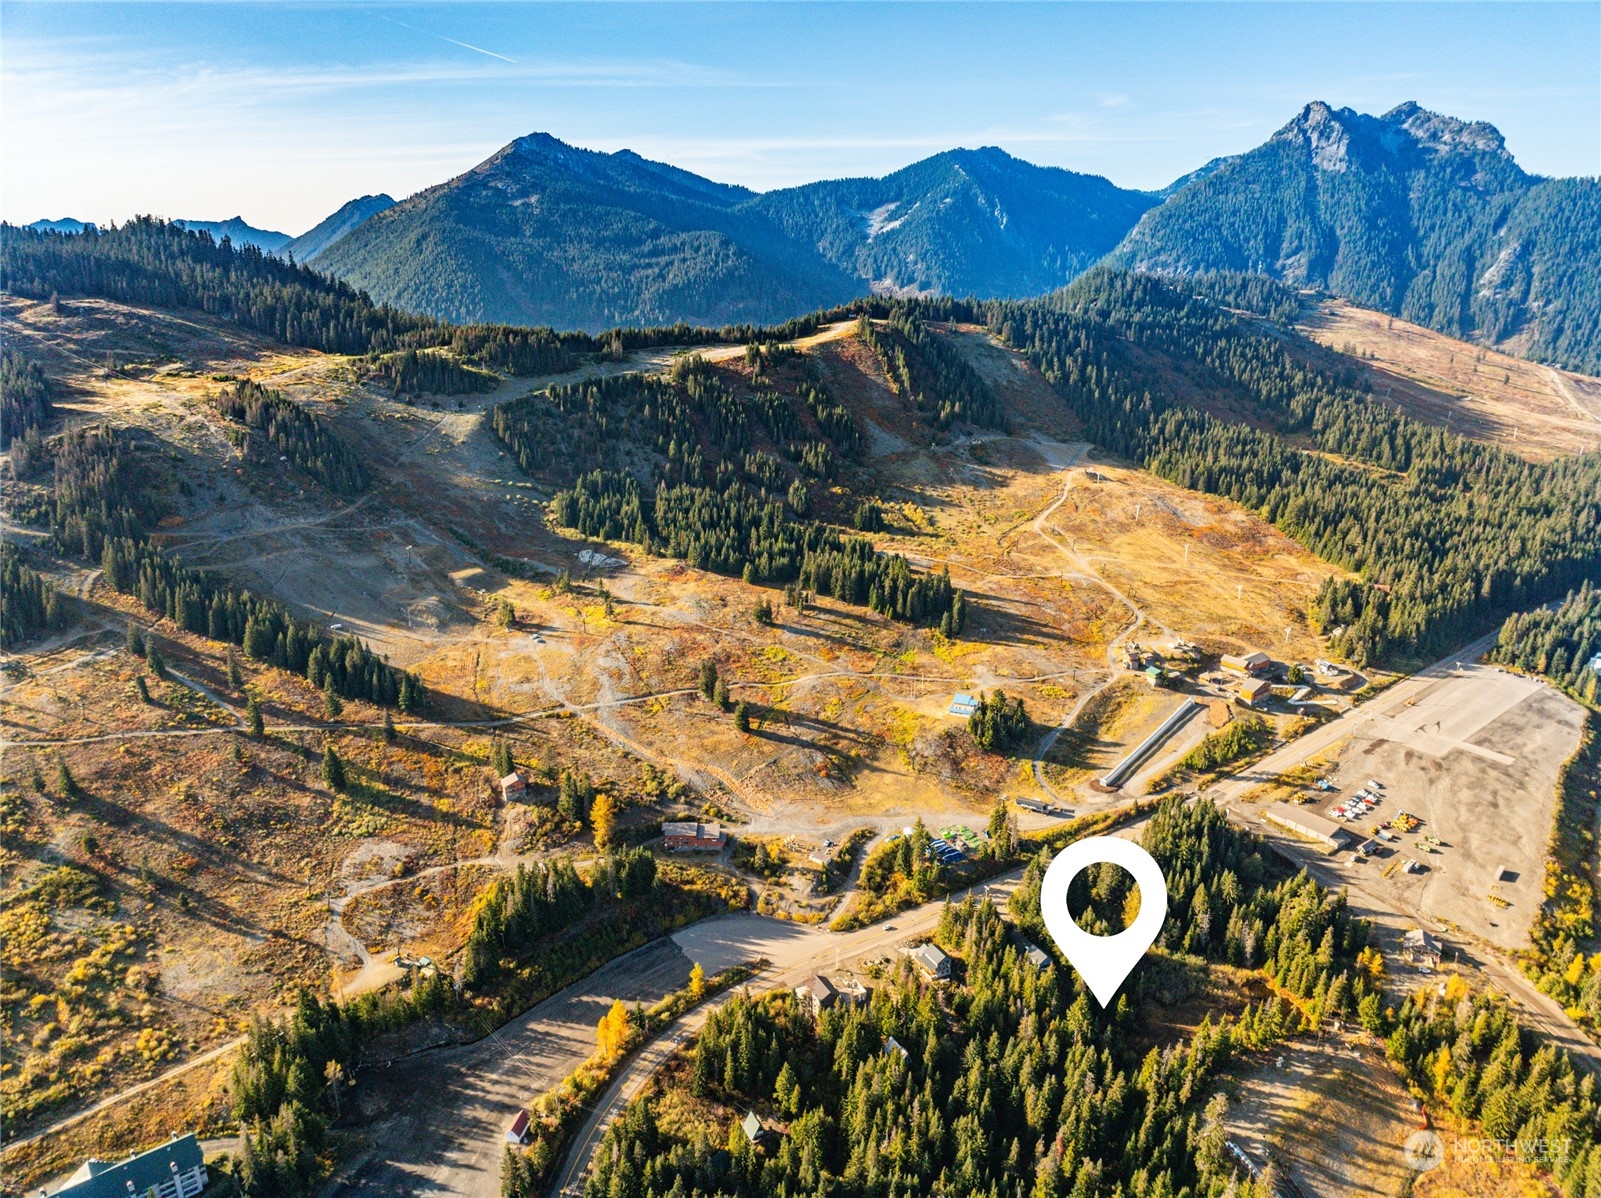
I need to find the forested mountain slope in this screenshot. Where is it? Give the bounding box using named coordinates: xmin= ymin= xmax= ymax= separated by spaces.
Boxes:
xmin=748 ymin=147 xmax=1159 ymax=299
xmin=309 ymin=133 xmax=864 ymax=331
xmin=1110 ymin=101 xmax=1601 ymax=373
xmin=285 ymin=193 xmax=395 ymax=262
xmin=305 ymin=134 xmax=1157 ymax=330
xmin=7 ymin=221 xmax=1596 ymax=670
xmin=985 ymin=270 xmax=1601 ymax=664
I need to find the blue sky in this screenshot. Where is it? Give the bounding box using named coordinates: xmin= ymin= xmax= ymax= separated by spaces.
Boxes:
xmin=4 ymin=2 xmax=1597 ymax=234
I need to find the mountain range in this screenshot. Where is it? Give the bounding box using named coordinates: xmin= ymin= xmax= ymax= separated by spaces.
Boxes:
xmin=21 ymin=101 xmax=1600 ymax=370
xmin=23 ymin=214 xmax=294 ymax=254
xmin=1110 ymin=101 xmax=1601 ymax=373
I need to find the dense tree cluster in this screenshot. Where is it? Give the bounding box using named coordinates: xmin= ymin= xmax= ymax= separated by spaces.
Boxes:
xmin=0 ymin=545 xmax=69 ymax=648
xmin=966 ymin=689 xmax=1028 ymax=751
xmin=857 ymin=313 xmax=1006 ymax=431
xmin=1383 ymin=985 xmax=1600 ymax=1193
xmin=990 ymin=270 xmax=1601 ymax=664
xmin=371 ymin=347 xmax=500 ymax=397
xmin=551 ymin=470 xmax=957 ymax=626
xmin=1489 ymin=582 xmax=1601 ymax=703
xmin=1 ymin=348 xmax=52 ymax=448
xmin=215 ymin=380 xmax=370 ymax=495
xmin=461 ymin=850 xmax=659 ymax=989
xmin=586 ymin=800 xmax=1381 ymax=1198
xmin=1177 ymin=716 xmax=1272 ymax=773
xmin=47 ymin=424 xmax=158 ymax=556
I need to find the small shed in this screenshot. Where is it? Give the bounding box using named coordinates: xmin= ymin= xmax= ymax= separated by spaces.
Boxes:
xmin=1403 ymin=928 xmax=1442 ymax=969
xmin=505 ymin=1109 xmax=532 ymax=1145
xmin=1023 ymin=944 xmax=1050 ymax=970
xmin=883 ymin=1035 xmax=908 ymax=1060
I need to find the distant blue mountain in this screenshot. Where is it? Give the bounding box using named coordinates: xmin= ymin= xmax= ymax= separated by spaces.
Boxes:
xmin=26 ymin=217 xmax=96 ymax=234
xmin=171 ymin=216 xmax=292 ymax=253
xmin=309 ymin=132 xmax=1159 ymax=330
xmin=284 ymin=194 xmax=396 ymax=262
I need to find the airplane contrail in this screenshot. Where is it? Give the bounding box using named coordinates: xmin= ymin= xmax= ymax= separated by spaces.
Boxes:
xmin=379 ymin=15 xmax=517 ymax=64
xmin=435 ymin=35 xmax=516 ymax=64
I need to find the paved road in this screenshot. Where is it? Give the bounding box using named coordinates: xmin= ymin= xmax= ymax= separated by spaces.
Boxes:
xmin=553 ymin=871 xmax=1025 ymax=1195
xmin=331 ymin=870 xmax=1024 ymax=1198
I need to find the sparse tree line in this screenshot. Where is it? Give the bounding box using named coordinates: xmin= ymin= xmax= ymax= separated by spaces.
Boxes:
xmin=1177 ymin=715 xmax=1272 ymax=774
xmin=215 ymin=379 xmax=370 ymax=495
xmin=1485 ymin=586 xmax=1601 ymax=1041
xmin=987 ymin=269 xmax=1601 ymax=666
xmin=856 ymin=312 xmax=1006 ymax=431
xmin=34 ymin=423 xmax=422 ymax=708
xmin=584 ymin=799 xmax=1394 ymax=1198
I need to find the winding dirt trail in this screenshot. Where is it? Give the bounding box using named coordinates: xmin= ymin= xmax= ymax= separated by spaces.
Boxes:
xmin=1014 ymin=442 xmax=1175 ymax=802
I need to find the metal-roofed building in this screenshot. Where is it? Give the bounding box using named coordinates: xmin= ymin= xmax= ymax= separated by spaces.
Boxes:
xmin=57 ymin=1132 xmax=207 ymax=1198
xmin=1263 ymin=803 xmax=1353 ymax=849
xmin=907 ymin=943 xmax=952 ymax=979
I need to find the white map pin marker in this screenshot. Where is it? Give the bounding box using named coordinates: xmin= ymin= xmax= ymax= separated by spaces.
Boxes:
xmin=1040 ymin=836 xmax=1168 ymax=1007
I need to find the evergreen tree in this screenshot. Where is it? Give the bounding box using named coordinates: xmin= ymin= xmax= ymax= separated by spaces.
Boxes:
xmin=322 ymin=744 xmax=347 ymax=793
